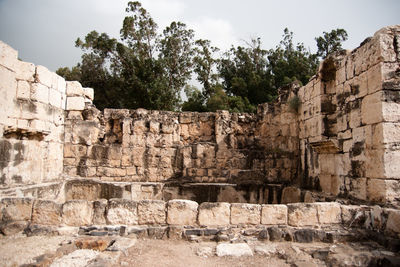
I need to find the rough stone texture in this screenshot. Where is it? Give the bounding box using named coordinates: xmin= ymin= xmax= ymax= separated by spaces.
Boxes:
xmin=287 ymin=203 xmax=318 ymax=227
xmin=315 ymin=202 xmax=342 ymax=224
xmin=198 ymin=202 xmax=230 ymax=226
xmin=231 ymin=203 xmax=261 ymax=225
xmin=0 ymin=198 xmax=33 ymax=222
xmin=216 ymin=243 xmax=253 ymax=257
xmin=385 ymin=208 xmax=400 ymax=236
xmin=106 ymin=199 xmax=138 ymax=225
xmin=32 ymin=200 xmax=62 ymax=225
xmin=261 ymin=204 xmax=288 ymax=225
xmin=167 ymin=200 xmax=198 ymax=225
xmin=138 ymin=200 xmax=166 ymax=225
xmin=62 ymin=200 xmax=93 ymax=226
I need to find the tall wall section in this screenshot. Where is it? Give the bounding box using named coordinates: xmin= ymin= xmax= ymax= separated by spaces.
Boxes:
xmin=0 ymin=41 xmax=92 ymax=198
xmin=298 ymin=25 xmax=400 ymax=206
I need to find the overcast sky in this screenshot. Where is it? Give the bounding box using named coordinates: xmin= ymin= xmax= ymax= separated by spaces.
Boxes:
xmin=0 ymin=0 xmax=399 ymax=71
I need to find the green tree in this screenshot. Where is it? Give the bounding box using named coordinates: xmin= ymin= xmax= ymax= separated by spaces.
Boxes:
xmin=58 ymin=1 xmax=195 ymax=111
xmin=268 ymin=28 xmax=319 ymax=89
xmin=315 ymin=28 xmax=348 ymax=59
xmin=181 ymin=85 xmax=207 ymax=112
xmin=219 ymin=38 xmax=274 ymax=109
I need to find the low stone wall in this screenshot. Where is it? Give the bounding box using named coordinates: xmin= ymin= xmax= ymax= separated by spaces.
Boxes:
xmin=1 ymin=197 xmax=399 ymax=244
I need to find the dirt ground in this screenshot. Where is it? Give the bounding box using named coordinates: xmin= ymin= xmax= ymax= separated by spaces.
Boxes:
xmin=0 ymin=234 xmax=398 ymax=267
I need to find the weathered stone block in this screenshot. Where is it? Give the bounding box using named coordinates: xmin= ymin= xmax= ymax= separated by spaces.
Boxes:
xmin=314 ymin=202 xmax=342 ymax=224
xmin=17 ymin=80 xmax=30 ymax=100
xmin=361 ymin=91 xmax=383 ymax=125
xmin=0 ymin=41 xmax=18 ymax=71
xmin=36 ymin=65 xmax=56 ymax=88
xmin=93 ymin=199 xmax=107 ymax=225
xmin=198 ymin=202 xmax=230 ymax=226
xmin=62 ymin=200 xmax=93 ymax=226
xmin=231 ymin=203 xmax=261 ymax=225
xmin=49 ymin=88 xmax=62 ymax=108
xmin=261 ymin=204 xmax=287 ymax=225
xmin=167 ymin=200 xmax=198 ymax=225
xmin=107 ymin=199 xmax=138 ymax=225
xmin=287 ymin=203 xmax=318 ymax=227
xmin=32 ymin=200 xmax=62 ymax=225
xmin=31 ymin=83 xmax=49 ymax=103
xmin=66 ymin=96 xmax=85 ymax=111
xmin=281 ymin=186 xmax=301 ymax=204
xmin=0 ymin=198 xmax=33 ymax=222
xmin=385 ymin=208 xmax=400 ymax=236
xmin=138 ymin=200 xmax=166 ymax=225
xmin=83 ymin=87 xmax=94 ymax=100
xmin=66 ymin=81 xmax=84 ymax=96
xmin=16 ymin=60 xmax=35 ymax=81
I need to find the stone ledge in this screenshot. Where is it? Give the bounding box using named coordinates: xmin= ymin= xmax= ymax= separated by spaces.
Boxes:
xmin=0 ymin=198 xmax=399 ymax=241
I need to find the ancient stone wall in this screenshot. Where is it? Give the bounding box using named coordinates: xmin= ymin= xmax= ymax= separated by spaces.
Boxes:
xmin=1 ymin=197 xmax=399 ymax=245
xmin=297 ymin=26 xmax=400 ymax=206
xmin=0 ymin=25 xmax=399 ymax=207
xmin=0 ymin=41 xmax=93 ymax=197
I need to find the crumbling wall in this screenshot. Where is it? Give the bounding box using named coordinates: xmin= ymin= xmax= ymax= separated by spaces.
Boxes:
xmin=1 ymin=25 xmax=399 ymax=207
xmin=297 ymin=25 xmax=400 ymax=206
xmin=0 ymin=41 xmax=93 ymax=197
xmin=63 ymin=105 xmax=299 ymax=204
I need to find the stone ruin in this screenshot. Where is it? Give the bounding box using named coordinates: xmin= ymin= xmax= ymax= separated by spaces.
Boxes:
xmin=0 ymin=25 xmax=399 ymax=259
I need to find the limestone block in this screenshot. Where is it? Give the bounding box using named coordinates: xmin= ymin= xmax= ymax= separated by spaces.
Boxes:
xmin=198 ymin=202 xmax=230 ymax=226
xmin=349 ymin=178 xmax=367 ymax=200
xmin=230 ymin=203 xmax=261 ymax=225
xmin=281 ymin=186 xmax=301 ymax=204
xmin=31 ymin=83 xmax=49 ymax=103
xmin=17 ymin=80 xmax=30 ymax=100
xmin=261 ymin=204 xmax=287 ymax=225
xmin=138 ymin=200 xmax=166 ymax=225
xmin=167 ymin=199 xmax=198 ymax=225
xmin=36 ymin=65 xmax=57 ymax=88
xmin=62 ymin=200 xmax=93 ymax=226
xmin=83 ymin=87 xmax=94 ymax=100
xmin=0 ymin=41 xmax=18 ymax=71
xmin=16 ymin=60 xmax=35 ymax=81
xmin=93 ymin=199 xmax=107 ymax=225
xmin=49 ymin=88 xmax=62 ymax=108
xmin=179 ymin=113 xmax=192 ymax=123
xmin=0 ymin=198 xmax=33 ymax=222
xmin=287 ymin=203 xmax=318 ymax=227
xmin=361 ymin=91 xmax=383 ymax=125
xmin=32 ymin=200 xmax=62 ymax=225
xmin=367 ymin=178 xmax=387 ymax=202
xmin=314 ymin=202 xmax=341 ymax=224
xmin=66 ymin=81 xmax=84 ymax=96
xmin=0 ymin=66 xmax=17 ymax=123
xmin=365 ymin=149 xmax=384 ymax=178
xmin=216 ymin=243 xmax=253 ymax=257
xmin=66 ymin=96 xmax=85 ymax=111
xmin=382 ymin=102 xmax=400 ymax=122
xmin=385 ymin=209 xmax=400 ymax=236
xmin=383 ymin=151 xmax=400 ymax=179
xmin=107 ymin=199 xmax=138 ymax=225
xmin=319 ymin=174 xmax=340 ymax=196
xmin=57 ymin=75 xmax=66 ymax=94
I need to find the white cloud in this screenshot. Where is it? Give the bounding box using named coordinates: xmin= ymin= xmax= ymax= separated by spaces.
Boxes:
xmin=190 ymin=17 xmax=238 ymax=50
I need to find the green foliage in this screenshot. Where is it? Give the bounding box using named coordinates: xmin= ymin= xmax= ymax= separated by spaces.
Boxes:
xmin=57 ymin=1 xmax=347 ymax=113
xmin=315 ymin=28 xmax=348 ymax=59
xmin=268 ymin=28 xmax=319 ymax=89
xmin=181 ymin=85 xmax=207 ymax=112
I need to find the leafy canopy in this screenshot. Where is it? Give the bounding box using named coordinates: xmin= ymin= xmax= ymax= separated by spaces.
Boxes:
xmin=57 ymin=1 xmax=348 ymax=113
